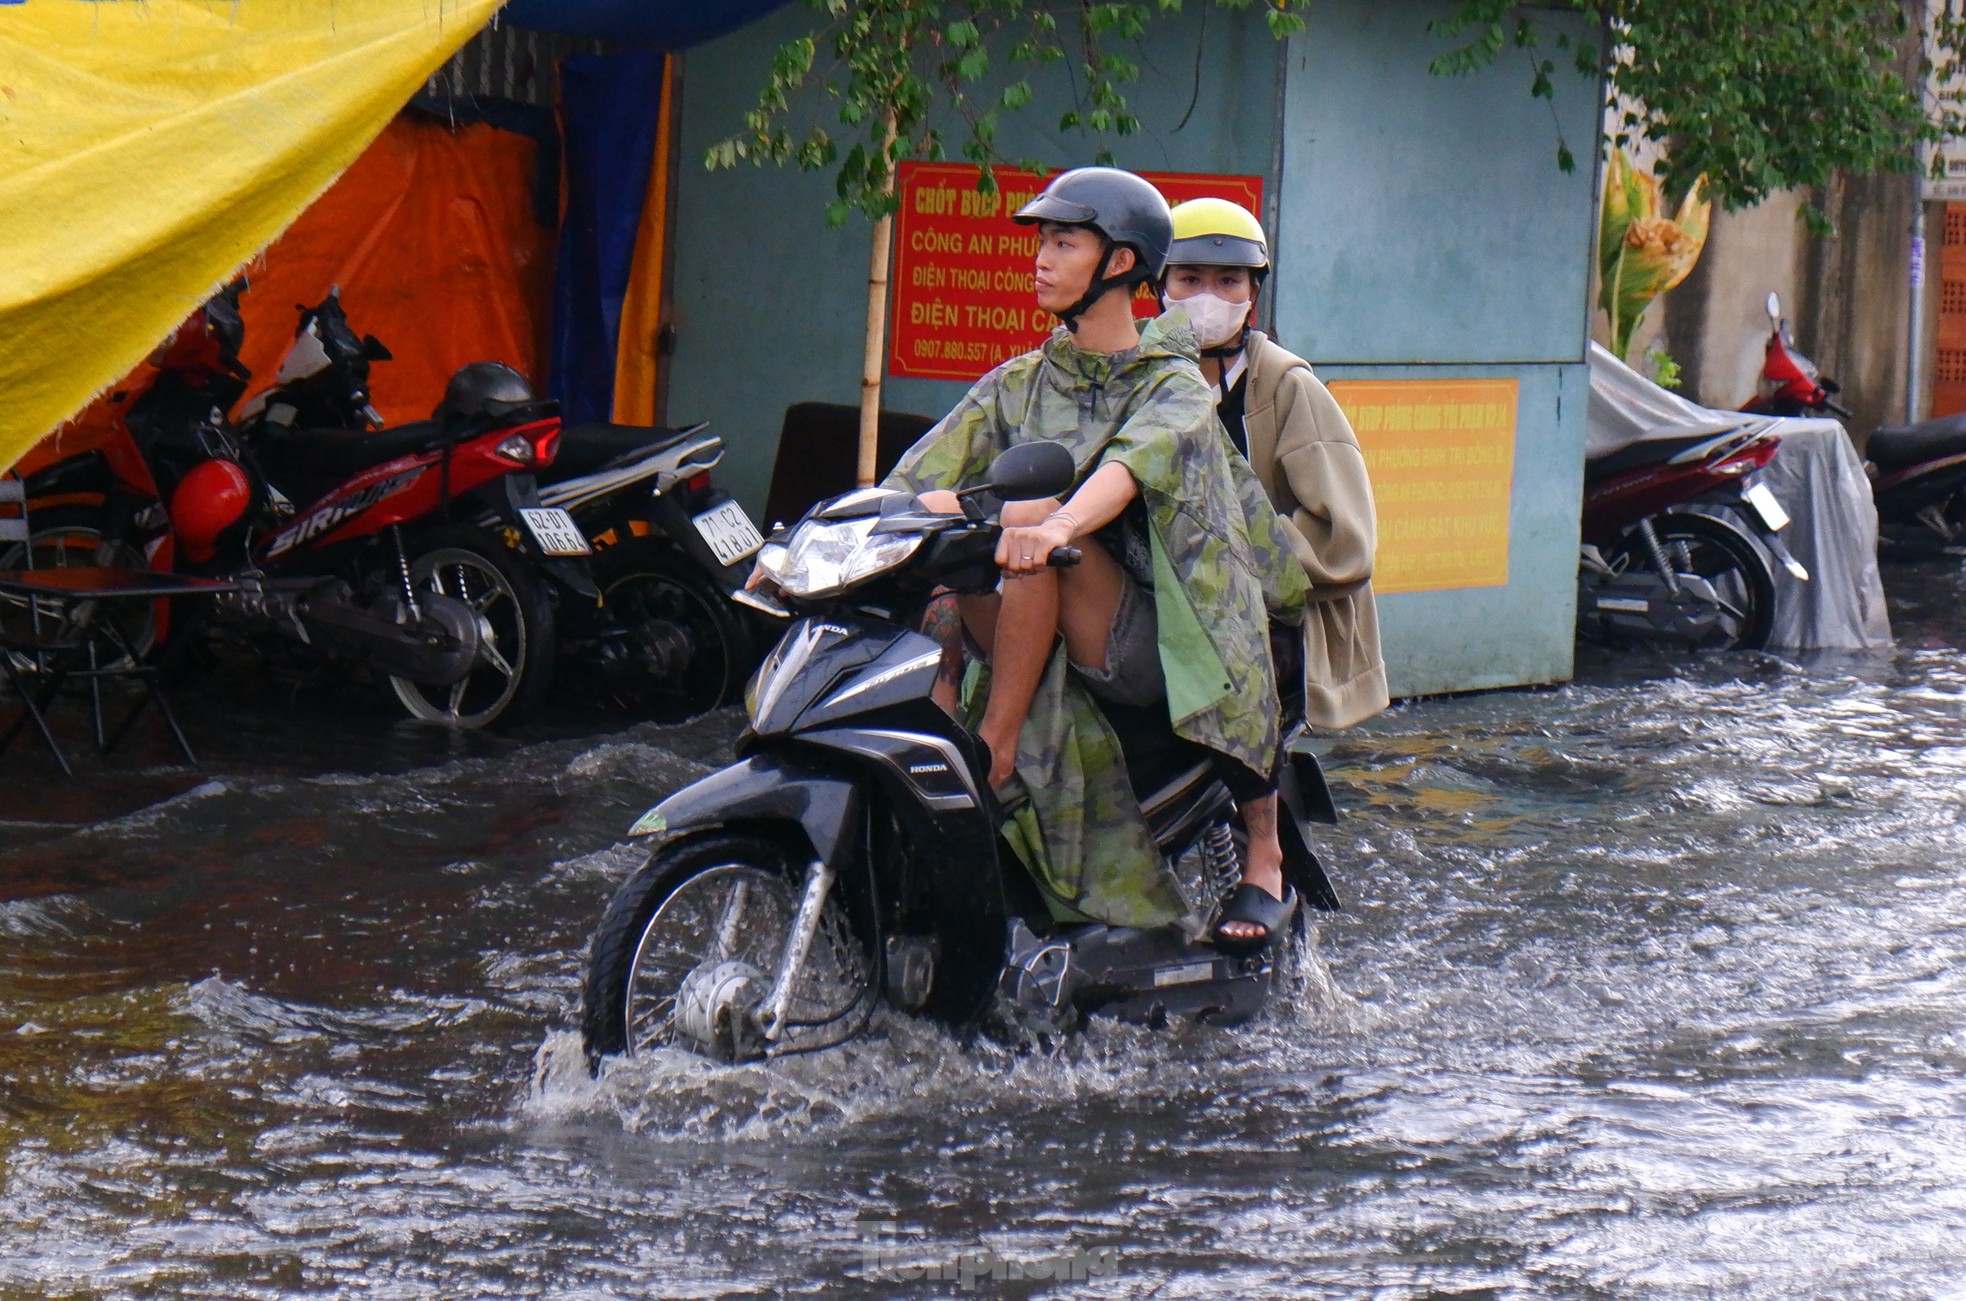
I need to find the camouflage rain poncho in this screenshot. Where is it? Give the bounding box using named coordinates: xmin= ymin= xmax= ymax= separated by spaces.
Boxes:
xmin=885 ymin=312 xmax=1308 ymax=927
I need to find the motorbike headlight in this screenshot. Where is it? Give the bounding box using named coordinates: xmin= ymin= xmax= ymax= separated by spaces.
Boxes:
xmin=773 ymin=517 xmax=923 ymax=598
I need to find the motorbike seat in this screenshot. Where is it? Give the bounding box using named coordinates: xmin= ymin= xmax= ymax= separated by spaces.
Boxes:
xmin=1585 ymin=432 xmax=1732 ymax=481
xmin=256 ymin=421 xmax=452 ymax=507
xmin=542 ymin=422 xmax=705 ymax=483
xmin=1866 ymin=413 xmax=1966 ymax=473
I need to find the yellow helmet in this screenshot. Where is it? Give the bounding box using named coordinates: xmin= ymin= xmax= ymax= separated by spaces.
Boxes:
xmin=1167 ymin=197 xmax=1269 ymax=273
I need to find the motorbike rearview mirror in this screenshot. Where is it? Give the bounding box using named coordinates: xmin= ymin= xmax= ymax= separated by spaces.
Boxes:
xmin=976 ymin=441 xmax=1077 ymax=502
xmin=1765 ymin=291 xmax=1782 ymax=327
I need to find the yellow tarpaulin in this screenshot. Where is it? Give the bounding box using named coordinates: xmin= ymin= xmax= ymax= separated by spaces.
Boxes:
xmin=0 ymin=0 xmax=500 ymax=472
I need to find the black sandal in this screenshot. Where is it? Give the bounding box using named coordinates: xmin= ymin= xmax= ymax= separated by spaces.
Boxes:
xmin=1211 ymin=883 xmax=1297 ymax=951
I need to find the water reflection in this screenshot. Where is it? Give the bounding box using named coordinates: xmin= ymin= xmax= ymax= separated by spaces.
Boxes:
xmin=4 ymin=563 xmax=1966 ymax=1296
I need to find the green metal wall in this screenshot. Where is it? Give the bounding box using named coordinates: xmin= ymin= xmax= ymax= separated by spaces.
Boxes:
xmin=666 ymin=1 xmax=1603 ymax=696
xmin=1270 ymin=1 xmax=1603 ymax=695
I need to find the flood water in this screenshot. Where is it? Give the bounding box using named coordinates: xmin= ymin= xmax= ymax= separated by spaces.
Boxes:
xmin=5 ymin=561 xmax=1966 ymax=1298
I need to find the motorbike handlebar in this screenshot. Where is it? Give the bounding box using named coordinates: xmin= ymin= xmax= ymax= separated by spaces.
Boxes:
xmin=1047 ymin=546 xmax=1081 ymax=568
xmin=1825 ymin=398 xmax=1853 ymax=421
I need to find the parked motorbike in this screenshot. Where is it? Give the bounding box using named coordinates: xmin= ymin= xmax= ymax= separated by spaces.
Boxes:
xmin=579 ymin=442 xmax=1342 ymax=1066
xmin=1578 ymin=419 xmax=1804 ymax=652
xmin=1 ymin=283 xmax=254 ymax=662
xmin=13 ymin=286 xmax=575 ymax=726
xmin=1865 ymin=411 xmax=1966 ymax=549
xmin=1742 ymin=291 xmax=1852 ymax=421
xmin=246 ymin=290 xmax=764 ymax=720
xmin=1737 ymin=289 xmax=1966 ymax=552
xmin=515 ymin=420 xmax=765 ymax=720
xmin=141 ymin=289 xmax=577 ymax=727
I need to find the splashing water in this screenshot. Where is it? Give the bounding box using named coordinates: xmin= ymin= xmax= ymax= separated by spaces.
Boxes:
xmin=4 ymin=562 xmax=1966 ymax=1296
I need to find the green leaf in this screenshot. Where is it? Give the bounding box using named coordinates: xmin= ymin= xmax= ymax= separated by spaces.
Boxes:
xmin=727 ymin=0 xmax=1314 ymax=228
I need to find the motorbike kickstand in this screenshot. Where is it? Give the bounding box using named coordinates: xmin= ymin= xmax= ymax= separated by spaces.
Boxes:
xmin=755 ymin=859 xmax=837 ymax=1043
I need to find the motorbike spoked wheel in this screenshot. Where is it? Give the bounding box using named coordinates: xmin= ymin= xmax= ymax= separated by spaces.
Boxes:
xmin=0 ymin=506 xmax=157 ymax=675
xmin=593 ymin=541 xmax=752 ymax=722
xmin=582 ymin=831 xmax=873 ymax=1066
xmin=387 ymin=531 xmax=555 ymax=729
xmin=1606 ymin=513 xmax=1776 ymax=652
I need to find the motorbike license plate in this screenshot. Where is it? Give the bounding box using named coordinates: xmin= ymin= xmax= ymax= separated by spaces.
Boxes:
xmin=692 ymin=500 xmax=765 ymax=565
xmin=1742 ymin=481 xmax=1791 ymax=532
xmin=519 ymin=507 xmax=593 ymax=556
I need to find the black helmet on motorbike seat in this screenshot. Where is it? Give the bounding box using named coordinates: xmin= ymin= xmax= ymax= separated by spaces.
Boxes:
xmin=1014 ymin=166 xmax=1173 ymax=332
xmin=439 ymin=361 xmax=533 ymax=420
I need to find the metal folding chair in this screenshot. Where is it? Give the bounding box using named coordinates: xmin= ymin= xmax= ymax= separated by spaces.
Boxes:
xmin=0 ymin=480 xmax=236 ymax=774
xmin=0 ymin=473 xmax=76 ymax=772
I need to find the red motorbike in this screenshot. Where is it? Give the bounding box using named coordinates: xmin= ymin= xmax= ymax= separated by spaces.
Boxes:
xmin=1577 ymin=420 xmax=1804 ymax=652
xmin=17 ymin=285 xmax=574 ymax=728
xmin=1742 ymin=291 xmax=1853 ymax=422
xmin=3 ymin=286 xmax=254 ymax=661
xmin=1738 ymin=289 xmax=1966 ymax=553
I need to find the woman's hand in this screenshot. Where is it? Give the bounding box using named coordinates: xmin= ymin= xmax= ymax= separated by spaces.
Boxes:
xmin=996 ymin=515 xmax=1076 ymax=577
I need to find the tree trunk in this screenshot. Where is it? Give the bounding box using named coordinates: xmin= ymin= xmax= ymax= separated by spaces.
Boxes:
xmin=857 ymin=113 xmax=900 ymax=487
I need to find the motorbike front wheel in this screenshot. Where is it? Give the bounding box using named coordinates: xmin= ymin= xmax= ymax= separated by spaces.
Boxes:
xmin=593 ymin=541 xmax=753 ymax=722
xmin=582 ymin=831 xmax=871 ymax=1065
xmin=1606 ymin=512 xmax=1777 ymax=651
xmin=387 ymin=531 xmax=555 ymax=729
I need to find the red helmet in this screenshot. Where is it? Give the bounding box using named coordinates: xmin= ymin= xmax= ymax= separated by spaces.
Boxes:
xmin=170 ymin=459 xmax=253 ymax=562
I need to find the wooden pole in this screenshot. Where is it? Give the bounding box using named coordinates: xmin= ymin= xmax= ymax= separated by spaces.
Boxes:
xmin=856 ymin=112 xmax=900 ymax=487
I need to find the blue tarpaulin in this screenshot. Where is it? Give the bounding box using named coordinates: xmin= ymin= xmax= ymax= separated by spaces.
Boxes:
xmin=549 ymin=50 xmax=664 ymax=425
xmin=519 ymin=0 xmax=795 ymax=419
xmin=504 ymin=0 xmax=791 ymax=47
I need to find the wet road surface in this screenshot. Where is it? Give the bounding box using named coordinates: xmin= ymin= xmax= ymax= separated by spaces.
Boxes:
xmin=4 ymin=563 xmax=1966 ymax=1297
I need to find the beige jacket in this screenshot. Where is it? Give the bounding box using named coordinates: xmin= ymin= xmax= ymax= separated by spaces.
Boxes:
xmin=1239 ymin=330 xmax=1390 ymax=728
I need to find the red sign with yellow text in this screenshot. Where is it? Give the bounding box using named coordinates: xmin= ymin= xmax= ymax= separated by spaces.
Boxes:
xmin=889 ymin=163 xmax=1264 ymax=382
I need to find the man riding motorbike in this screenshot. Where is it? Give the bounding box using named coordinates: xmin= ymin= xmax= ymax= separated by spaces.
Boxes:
xmin=1162 ymin=196 xmax=1389 ymax=945
xmin=880 ymin=166 xmax=1310 ymax=941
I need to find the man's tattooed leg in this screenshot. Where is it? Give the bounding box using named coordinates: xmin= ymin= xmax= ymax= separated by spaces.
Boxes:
xmin=921 ymin=592 xmax=966 ymax=716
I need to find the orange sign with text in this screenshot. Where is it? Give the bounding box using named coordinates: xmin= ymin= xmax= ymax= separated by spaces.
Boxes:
xmin=1327 ymin=378 xmax=1520 ymax=595
xmin=889 ymin=163 xmax=1264 ymax=382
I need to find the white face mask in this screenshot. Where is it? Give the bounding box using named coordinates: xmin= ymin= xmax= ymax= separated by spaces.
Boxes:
xmin=1173 ymin=291 xmax=1253 ymax=349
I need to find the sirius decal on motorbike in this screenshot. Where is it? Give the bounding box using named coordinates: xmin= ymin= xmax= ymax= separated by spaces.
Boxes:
xmin=262 ymin=465 xmax=421 ymax=558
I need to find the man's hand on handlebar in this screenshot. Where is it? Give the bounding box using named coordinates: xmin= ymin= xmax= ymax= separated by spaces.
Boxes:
xmin=997 ymin=516 xmax=1077 ymax=577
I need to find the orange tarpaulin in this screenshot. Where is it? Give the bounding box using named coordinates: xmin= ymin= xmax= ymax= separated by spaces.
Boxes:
xmin=23 ymin=114 xmax=555 ymax=476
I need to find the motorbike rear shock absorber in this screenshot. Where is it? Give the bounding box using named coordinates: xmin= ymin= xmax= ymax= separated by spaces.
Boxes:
xmin=391 ymin=524 xmax=421 ymax=620
xmin=1200 ymin=818 xmax=1242 ymax=904
xmin=1636 ymin=518 xmax=1683 ymax=598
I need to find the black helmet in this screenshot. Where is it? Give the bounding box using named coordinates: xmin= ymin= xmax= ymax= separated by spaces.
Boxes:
xmin=439 ymin=361 xmax=533 ymax=419
xmin=1015 ymin=166 xmax=1173 ymax=331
